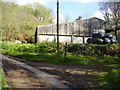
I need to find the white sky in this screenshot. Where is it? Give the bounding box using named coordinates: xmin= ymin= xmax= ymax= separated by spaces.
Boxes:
xmin=4 ymin=0 xmax=120 ymax=5
xmin=3 ymin=0 xmax=119 ymax=22
xmin=92 ymin=11 xmax=104 ymax=20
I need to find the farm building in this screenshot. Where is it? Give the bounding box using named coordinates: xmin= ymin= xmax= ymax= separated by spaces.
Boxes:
xmin=35 ymin=17 xmax=114 ymax=44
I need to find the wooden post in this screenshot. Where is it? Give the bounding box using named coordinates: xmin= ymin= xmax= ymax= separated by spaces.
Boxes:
xmin=83 ymin=36 xmax=85 ymax=44
xmin=64 ymin=42 xmax=67 ymax=59
xmin=71 ymin=35 xmax=73 ymax=43
xmin=35 ymin=27 xmax=38 ymax=43
xmin=54 ymin=35 xmax=56 ymax=42
xmin=57 ymin=0 xmax=59 ymax=54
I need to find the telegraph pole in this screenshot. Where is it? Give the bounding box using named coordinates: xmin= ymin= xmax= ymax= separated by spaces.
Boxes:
xmin=57 ymin=0 xmax=59 ymax=54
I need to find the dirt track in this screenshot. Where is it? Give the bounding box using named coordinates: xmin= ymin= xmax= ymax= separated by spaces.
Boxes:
xmin=2 ymin=54 xmax=115 ymax=89
xmin=2 ymin=58 xmax=54 ymax=88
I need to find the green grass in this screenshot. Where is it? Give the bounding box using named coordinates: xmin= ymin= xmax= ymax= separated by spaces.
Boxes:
xmin=1 ymin=41 xmax=120 ymax=65
xmin=0 ymin=68 xmax=8 ymax=89
xmin=99 ymin=69 xmax=120 ymax=89
xmin=1 ymin=41 xmax=120 ymax=89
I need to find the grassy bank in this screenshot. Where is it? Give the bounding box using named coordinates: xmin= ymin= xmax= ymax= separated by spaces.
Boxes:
xmin=1 ymin=41 xmax=120 ymax=89
xmin=0 ymin=68 xmax=8 ymax=89
xmin=0 ymin=41 xmax=120 ymax=65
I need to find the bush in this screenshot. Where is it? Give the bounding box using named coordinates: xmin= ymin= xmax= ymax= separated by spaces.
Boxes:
xmin=99 ymin=69 xmax=120 ymax=89
xmin=66 ymin=44 xmax=120 ymax=56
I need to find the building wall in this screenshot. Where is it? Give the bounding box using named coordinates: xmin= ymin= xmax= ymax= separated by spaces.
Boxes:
xmin=35 ymin=17 xmax=106 ymax=43
xmin=37 ymin=35 xmax=89 ymax=44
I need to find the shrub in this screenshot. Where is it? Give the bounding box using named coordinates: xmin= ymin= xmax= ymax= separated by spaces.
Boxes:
xmin=66 ymin=44 xmax=120 ymax=56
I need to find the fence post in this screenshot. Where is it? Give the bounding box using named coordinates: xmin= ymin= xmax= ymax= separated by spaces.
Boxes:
xmin=54 ymin=35 xmax=56 ymax=42
xmin=83 ymin=36 xmax=85 ymax=44
xmin=71 ymin=35 xmax=73 ymax=43
xmin=64 ymin=42 xmax=67 ymax=59
xmin=35 ymin=27 xmax=38 ymax=43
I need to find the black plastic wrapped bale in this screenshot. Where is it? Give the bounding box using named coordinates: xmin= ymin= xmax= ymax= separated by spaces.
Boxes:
xmin=105 ymin=33 xmax=113 ymax=38
xmin=111 ymin=38 xmax=118 ymax=43
xmin=110 ymin=36 xmax=118 ymax=43
xmin=92 ymin=33 xmax=98 ymax=38
xmin=92 ymin=38 xmax=104 ymax=44
xmin=103 ymin=38 xmax=111 ymax=44
xmin=93 ymin=32 xmax=105 ymax=38
xmin=112 ymin=36 xmax=117 ymax=39
xmin=98 ymin=32 xmax=105 ymax=38
xmin=87 ymin=31 xmax=118 ymax=44
xmin=87 ymin=38 xmax=92 ymax=44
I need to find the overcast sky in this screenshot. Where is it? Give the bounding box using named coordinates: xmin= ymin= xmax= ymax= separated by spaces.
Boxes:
xmin=4 ymin=0 xmax=118 ymax=22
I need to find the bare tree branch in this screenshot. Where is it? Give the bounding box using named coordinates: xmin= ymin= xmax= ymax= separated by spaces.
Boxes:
xmin=99 ymin=0 xmax=120 ymax=39
xmin=63 ymin=15 xmax=71 ymax=23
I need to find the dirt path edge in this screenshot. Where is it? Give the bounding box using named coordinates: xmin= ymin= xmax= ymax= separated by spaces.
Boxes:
xmin=2 ymin=54 xmax=70 ymax=89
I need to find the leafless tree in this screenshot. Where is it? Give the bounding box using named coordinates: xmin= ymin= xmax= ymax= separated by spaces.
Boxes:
xmin=99 ymin=0 xmax=120 ymax=39
xmin=63 ymin=15 xmax=71 ymax=23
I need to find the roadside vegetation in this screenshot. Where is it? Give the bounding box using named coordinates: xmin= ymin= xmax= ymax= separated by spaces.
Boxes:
xmin=1 ymin=41 xmax=120 ymax=65
xmin=99 ymin=69 xmax=120 ymax=89
xmin=1 ymin=42 xmax=120 ymax=89
xmin=1 ymin=41 xmax=120 ymax=89
xmin=1 ymin=1 xmax=53 ymax=43
xmin=0 ymin=68 xmax=8 ymax=89
xmin=1 ymin=0 xmax=120 ymax=89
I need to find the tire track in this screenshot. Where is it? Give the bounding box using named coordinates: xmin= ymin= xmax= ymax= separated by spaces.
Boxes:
xmin=2 ymin=54 xmax=70 ymax=89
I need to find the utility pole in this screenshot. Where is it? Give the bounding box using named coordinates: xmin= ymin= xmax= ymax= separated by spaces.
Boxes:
xmin=57 ymin=0 xmax=59 ymax=54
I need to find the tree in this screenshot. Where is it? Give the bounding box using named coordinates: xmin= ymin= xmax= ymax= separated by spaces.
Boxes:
xmin=63 ymin=15 xmax=71 ymax=23
xmin=76 ymin=16 xmax=82 ymax=21
xmin=99 ymin=0 xmax=120 ymax=39
xmin=25 ymin=3 xmax=54 ymax=24
xmin=1 ymin=1 xmax=54 ymax=43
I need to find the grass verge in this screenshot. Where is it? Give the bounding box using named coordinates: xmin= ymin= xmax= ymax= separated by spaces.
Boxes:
xmin=0 ymin=68 xmax=8 ymax=89
xmin=0 ymin=41 xmax=120 ymax=65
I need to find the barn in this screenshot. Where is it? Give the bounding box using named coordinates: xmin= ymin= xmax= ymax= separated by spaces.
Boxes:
xmin=35 ymin=17 xmax=114 ymax=44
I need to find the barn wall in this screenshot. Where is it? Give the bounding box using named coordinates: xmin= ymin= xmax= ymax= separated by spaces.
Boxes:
xmin=35 ymin=17 xmax=106 ymax=43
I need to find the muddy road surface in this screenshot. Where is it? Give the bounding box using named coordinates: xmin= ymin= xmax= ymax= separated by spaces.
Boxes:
xmin=2 ymin=54 xmax=109 ymax=89
xmin=2 ymin=58 xmax=55 ymax=88
xmin=2 ymin=54 xmax=69 ymax=89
